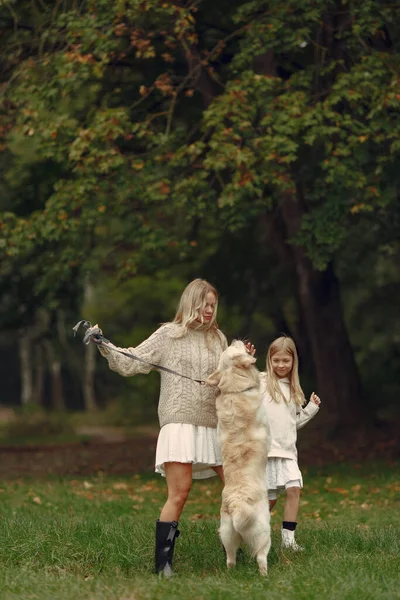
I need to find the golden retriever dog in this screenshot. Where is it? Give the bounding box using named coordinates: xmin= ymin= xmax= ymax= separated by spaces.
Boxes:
xmin=206 ymin=340 xmax=271 ymax=576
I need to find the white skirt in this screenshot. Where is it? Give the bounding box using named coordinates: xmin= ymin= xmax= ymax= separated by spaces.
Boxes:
xmin=267 ymin=457 xmax=303 ymax=499
xmin=155 ymin=423 xmax=222 ymax=479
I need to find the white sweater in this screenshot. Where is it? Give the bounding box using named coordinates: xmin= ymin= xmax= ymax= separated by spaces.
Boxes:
xmin=98 ymin=323 xmax=227 ymax=428
xmin=261 ymin=374 xmax=319 ymax=461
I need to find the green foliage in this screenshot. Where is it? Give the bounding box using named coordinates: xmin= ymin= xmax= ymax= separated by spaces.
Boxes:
xmin=0 ymin=0 xmax=399 ymax=415
xmin=2 ymin=0 xmax=400 ymax=277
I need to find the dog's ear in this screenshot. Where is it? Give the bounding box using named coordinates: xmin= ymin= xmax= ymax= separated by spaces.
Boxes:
xmin=205 ymin=370 xmax=222 ymax=386
xmin=233 ymin=354 xmax=256 ymax=369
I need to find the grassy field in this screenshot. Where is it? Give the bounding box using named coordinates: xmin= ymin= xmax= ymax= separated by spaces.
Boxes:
xmin=0 ymin=461 xmax=399 ymax=600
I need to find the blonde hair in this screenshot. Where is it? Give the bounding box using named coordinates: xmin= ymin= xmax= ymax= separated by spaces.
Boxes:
xmin=265 ymin=336 xmax=305 ymax=407
xmin=171 ymin=279 xmax=224 ymax=345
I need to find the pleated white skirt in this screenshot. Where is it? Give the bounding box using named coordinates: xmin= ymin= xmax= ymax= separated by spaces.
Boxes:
xmin=266 ymin=457 xmax=303 ymax=499
xmin=155 ymin=423 xmax=222 ymax=479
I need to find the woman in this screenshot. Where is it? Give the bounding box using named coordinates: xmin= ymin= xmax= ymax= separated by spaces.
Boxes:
xmin=88 ymin=279 xmax=232 ymax=576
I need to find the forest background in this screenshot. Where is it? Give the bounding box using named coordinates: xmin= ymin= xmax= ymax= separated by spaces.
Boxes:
xmin=0 ymin=0 xmax=399 ymax=453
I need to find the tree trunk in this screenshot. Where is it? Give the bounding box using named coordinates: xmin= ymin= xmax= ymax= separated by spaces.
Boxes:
xmin=18 ymin=310 xmax=51 ymax=406
xmin=280 ymin=193 xmax=365 ymax=428
xmin=252 ymin=33 xmax=366 ymax=428
xmin=257 ymin=213 xmax=310 ymax=362
xmin=83 ymin=342 xmax=97 ymax=412
xmin=82 ymin=281 xmax=97 ymax=412
xmin=44 ymin=340 xmax=65 ymax=411
xmin=32 ymin=342 xmax=45 ymax=405
xmin=19 ymin=337 xmax=33 ymax=405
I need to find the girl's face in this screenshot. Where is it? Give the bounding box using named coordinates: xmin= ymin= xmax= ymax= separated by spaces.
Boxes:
xmin=271 ymin=350 xmax=293 ymax=378
xmin=201 ymin=291 xmax=217 ymax=322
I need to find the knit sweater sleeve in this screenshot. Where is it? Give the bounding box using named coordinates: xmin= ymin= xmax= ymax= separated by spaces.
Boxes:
xmin=296 ymin=401 xmax=319 ymax=430
xmin=97 ymin=324 xmax=170 ymax=377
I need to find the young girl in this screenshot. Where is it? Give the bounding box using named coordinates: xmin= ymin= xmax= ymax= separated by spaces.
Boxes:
xmin=261 ymin=336 xmax=321 ymax=551
xmin=87 ymin=279 xmax=254 ymax=576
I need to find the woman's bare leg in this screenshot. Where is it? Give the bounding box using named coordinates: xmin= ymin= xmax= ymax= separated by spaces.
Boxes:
xmin=159 ymin=462 xmax=193 ymax=522
xmin=212 ymin=465 xmax=225 ymax=483
xmin=269 ymin=498 xmax=277 ymax=512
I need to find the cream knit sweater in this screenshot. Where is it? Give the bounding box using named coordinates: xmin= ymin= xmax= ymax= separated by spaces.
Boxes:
xmin=98 ymin=323 xmax=227 ymax=428
xmin=261 ymin=374 xmax=319 ymax=461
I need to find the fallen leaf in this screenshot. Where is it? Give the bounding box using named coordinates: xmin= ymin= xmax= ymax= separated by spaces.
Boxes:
xmin=137 ymin=484 xmax=158 ymax=492
xmin=327 ymin=487 xmax=349 ymax=495
xmin=113 ymin=482 xmax=128 ymax=490
xmin=387 ymin=483 xmax=400 ymax=492
xmin=129 ymin=495 xmax=144 ymax=503
xmin=189 ymin=513 xmax=206 ymax=521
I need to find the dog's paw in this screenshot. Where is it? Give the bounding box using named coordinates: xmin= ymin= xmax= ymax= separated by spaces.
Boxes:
xmin=257 ymin=561 xmax=268 ymax=576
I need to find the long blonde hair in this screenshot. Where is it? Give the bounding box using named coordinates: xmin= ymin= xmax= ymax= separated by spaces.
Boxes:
xmin=265 ymin=336 xmax=305 ymax=406
xmin=171 ymin=279 xmax=224 ymax=345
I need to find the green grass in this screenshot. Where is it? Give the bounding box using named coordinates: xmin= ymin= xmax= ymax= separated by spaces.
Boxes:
xmin=0 ymin=462 xmax=399 ymax=599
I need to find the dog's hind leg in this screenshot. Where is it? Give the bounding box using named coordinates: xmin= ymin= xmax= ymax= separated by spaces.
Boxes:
xmin=242 ymin=515 xmax=271 ymax=577
xmin=255 ymin=538 xmax=270 ymax=577
xmin=220 ymin=512 xmax=241 ymax=569
xmin=255 ymin=523 xmax=271 ymax=576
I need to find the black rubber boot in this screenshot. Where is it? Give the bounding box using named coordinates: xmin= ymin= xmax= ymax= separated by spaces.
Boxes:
xmin=155 ymin=520 xmax=180 ymax=577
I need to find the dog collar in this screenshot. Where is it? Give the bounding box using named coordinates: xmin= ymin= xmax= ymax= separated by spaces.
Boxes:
xmin=221 ymin=385 xmax=258 ymax=394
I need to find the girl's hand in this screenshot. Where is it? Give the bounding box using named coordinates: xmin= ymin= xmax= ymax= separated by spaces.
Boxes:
xmin=310 ymin=392 xmax=321 ymax=406
xmin=245 ymin=342 xmax=256 ymax=356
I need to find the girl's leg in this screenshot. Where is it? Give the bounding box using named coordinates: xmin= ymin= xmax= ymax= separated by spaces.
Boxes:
xmin=159 ymin=462 xmax=193 ymax=521
xmin=283 ymin=486 xmax=300 ymax=522
xmin=281 ymin=486 xmax=303 ymax=550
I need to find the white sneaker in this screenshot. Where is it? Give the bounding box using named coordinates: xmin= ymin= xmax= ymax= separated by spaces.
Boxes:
xmin=281 ymin=528 xmax=304 ymax=551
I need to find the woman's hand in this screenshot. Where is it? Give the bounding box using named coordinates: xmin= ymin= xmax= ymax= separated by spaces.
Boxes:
xmin=245 ymin=342 xmax=256 ymax=356
xmin=87 ymin=324 xmax=103 ymax=345
xmin=310 ymin=392 xmax=321 ymax=406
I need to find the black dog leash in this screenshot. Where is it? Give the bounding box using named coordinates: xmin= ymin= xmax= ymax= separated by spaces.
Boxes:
xmin=73 ymin=320 xmax=206 ymax=385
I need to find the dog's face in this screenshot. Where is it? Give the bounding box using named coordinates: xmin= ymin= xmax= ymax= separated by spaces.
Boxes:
xmin=206 ymin=340 xmax=256 ymax=387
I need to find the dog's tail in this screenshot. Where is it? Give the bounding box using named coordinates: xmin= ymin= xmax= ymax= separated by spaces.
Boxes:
xmin=232 ymin=503 xmax=257 ymax=531
xmin=232 ymin=504 xmax=271 ymax=558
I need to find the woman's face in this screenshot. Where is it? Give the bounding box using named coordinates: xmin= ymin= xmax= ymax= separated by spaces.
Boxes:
xmin=201 ymin=291 xmax=217 ymax=322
